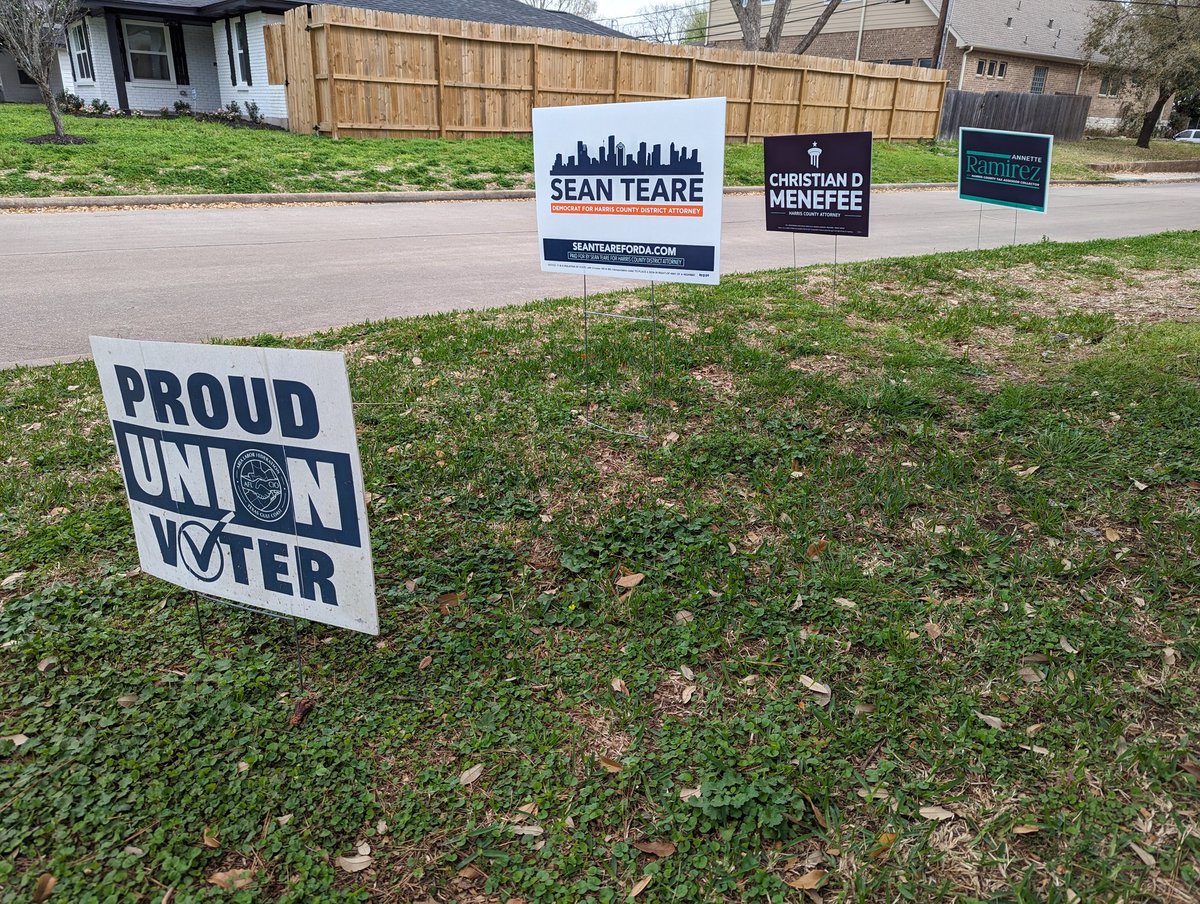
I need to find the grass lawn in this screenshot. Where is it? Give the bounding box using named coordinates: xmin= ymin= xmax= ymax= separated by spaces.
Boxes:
xmin=3 ymin=102 xmax=1200 ymax=197
xmin=2 ymin=232 xmax=1198 ymax=902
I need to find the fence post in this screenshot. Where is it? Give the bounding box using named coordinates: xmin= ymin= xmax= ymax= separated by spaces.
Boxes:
xmin=532 ymin=41 xmax=540 ymax=109
xmin=885 ymin=76 xmax=899 ymax=141
xmin=745 ymin=61 xmax=758 ymax=143
xmin=436 ymin=33 xmax=446 ymax=138
xmin=795 ymin=67 xmax=807 ymax=133
xmin=613 ymin=50 xmax=621 ymax=103
xmin=933 ymin=78 xmax=947 ymax=141
xmin=686 ymin=56 xmax=695 ymax=98
xmin=843 ymin=71 xmax=857 ymax=132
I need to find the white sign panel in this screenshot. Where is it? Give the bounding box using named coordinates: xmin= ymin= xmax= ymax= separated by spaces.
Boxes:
xmin=533 ymin=97 xmax=727 ymax=285
xmin=91 ymin=337 xmax=378 ymax=635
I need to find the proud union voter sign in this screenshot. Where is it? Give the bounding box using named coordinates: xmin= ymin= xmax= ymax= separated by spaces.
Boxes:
xmin=91 ymin=338 xmax=378 ymax=634
xmin=533 ymin=97 xmax=727 ymax=285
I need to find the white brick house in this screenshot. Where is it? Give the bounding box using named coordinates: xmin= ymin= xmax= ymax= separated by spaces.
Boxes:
xmin=1 ymin=0 xmax=630 ymax=128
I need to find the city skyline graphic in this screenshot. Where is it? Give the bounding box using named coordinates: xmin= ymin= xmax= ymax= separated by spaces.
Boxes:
xmin=550 ymin=133 xmax=703 ymax=176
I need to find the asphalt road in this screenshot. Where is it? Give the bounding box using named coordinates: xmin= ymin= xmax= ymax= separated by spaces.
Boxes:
xmin=3 ymin=182 xmax=1197 ymax=368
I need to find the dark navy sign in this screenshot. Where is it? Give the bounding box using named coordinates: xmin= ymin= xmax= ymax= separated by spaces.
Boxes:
xmin=91 ymin=338 xmax=378 ymax=635
xmin=764 ymin=131 xmax=872 ymax=237
xmin=958 ymin=128 xmax=1053 ymax=213
xmin=542 ymin=238 xmax=714 ymax=273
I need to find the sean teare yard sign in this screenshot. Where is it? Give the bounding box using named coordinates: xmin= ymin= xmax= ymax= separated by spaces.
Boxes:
xmin=763 ymin=131 xmax=872 ymax=237
xmin=958 ymin=127 xmax=1053 ymax=213
xmin=533 ymin=97 xmax=727 ymax=285
xmin=91 ymin=338 xmax=378 ymax=635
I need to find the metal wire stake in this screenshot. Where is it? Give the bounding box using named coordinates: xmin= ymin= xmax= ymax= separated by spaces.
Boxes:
xmin=649 ymin=279 xmax=658 ymax=442
xmin=582 ymin=274 xmax=589 ymax=424
xmin=832 ymin=234 xmax=839 ymax=298
xmin=977 ymin=203 xmax=984 ymax=250
xmin=1012 ymin=207 xmax=1019 ymax=245
xmin=792 ymin=231 xmax=798 ymax=296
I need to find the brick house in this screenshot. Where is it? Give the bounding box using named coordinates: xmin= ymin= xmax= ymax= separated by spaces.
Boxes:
xmin=705 ymin=0 xmax=1137 ymax=132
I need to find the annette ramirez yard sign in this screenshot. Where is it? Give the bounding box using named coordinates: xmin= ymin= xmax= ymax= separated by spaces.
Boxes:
xmin=90 ymin=337 xmax=378 ymax=635
xmin=958 ymin=127 xmax=1053 ymax=213
xmin=763 ymin=131 xmax=872 ymax=237
xmin=533 ymin=96 xmax=727 ymax=285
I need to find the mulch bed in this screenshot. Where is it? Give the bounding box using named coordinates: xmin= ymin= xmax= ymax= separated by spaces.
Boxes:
xmin=24 ymin=134 xmax=93 ymax=146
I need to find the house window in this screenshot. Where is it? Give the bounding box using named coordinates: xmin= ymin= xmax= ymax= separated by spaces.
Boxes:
xmin=16 ymin=68 xmax=36 ymax=85
xmin=889 ymin=59 xmax=913 ymax=66
xmin=918 ymin=58 xmax=933 ymax=68
xmin=235 ymin=18 xmax=252 ymax=84
xmin=1099 ymin=76 xmax=1122 ymax=97
xmin=976 ymin=59 xmax=986 ymax=76
xmin=69 ymin=21 xmax=94 ymax=83
xmin=123 ymin=21 xmax=174 ymax=82
xmin=987 ymin=60 xmax=996 ymax=77
xmin=997 ymin=62 xmax=1007 ymax=78
xmin=1031 ymin=65 xmax=1048 ymax=94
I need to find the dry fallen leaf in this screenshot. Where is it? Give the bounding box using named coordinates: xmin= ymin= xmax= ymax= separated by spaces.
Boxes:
xmin=787 ymin=869 xmax=827 ymax=890
xmin=457 ymin=864 xmax=486 ymax=880
xmin=854 ymin=703 xmax=876 ymax=716
xmin=289 ymin=697 xmax=315 ymax=728
xmin=376 ymin=819 xmax=388 ymax=835
xmin=1059 ymin=637 xmax=1079 ymax=655
xmin=1017 ymin=666 xmax=1044 ymax=685
xmin=510 ymin=825 xmax=544 ymax=836
xmin=237 ymin=761 xmax=250 ymax=773
xmin=832 ymin=597 xmax=857 ymax=610
xmin=37 ymin=657 xmax=56 ymax=673
xmin=679 ymin=786 xmax=701 ymax=801
xmin=208 ymin=869 xmax=254 ymax=890
xmin=674 ymin=610 xmax=694 ymax=625
xmin=117 ymin=694 xmax=138 ymax=708
xmin=459 ymin=764 xmax=484 ymax=786
xmin=1132 ymin=479 xmax=1149 ymax=492
xmin=615 ymin=573 xmax=645 ymax=589
xmin=1013 ymin=464 xmax=1040 ymax=477
xmin=1012 ymin=824 xmax=1041 ymax=835
xmin=1 ymin=571 xmax=26 ymax=589
xmin=517 ymin=802 xmax=539 ymax=816
xmin=870 ymin=832 xmax=897 ymax=859
xmin=629 ymin=875 xmax=652 ymax=898
xmin=1163 ymin=647 xmax=1178 ymax=667
xmin=919 ymin=805 xmax=955 ymax=821
xmin=202 ymin=827 xmax=220 ymax=849
xmin=1104 ymin=527 xmax=1121 ymax=542
xmin=124 ymin=846 xmax=145 ymax=857
xmin=1129 ymin=842 xmax=1156 ymax=867
xmin=336 ymin=854 xmax=373 ymax=873
xmin=924 ymin=622 xmax=943 ymax=640
xmin=32 ymin=874 xmax=56 ymax=903
xmin=418 ymin=655 xmax=433 ymax=670
xmin=611 ymin=678 xmax=629 ymax=695
xmin=632 ymin=840 xmax=676 ymax=857
xmin=599 ymin=755 xmax=623 ymax=774
xmin=974 ymin=711 xmax=1004 ymax=730
xmin=806 ymin=538 xmax=829 ymax=559
xmin=276 ymin=814 xmax=293 ymax=827
xmin=798 ymin=675 xmax=832 ymax=704
xmin=679 ymin=665 xmax=694 ymax=681
xmin=357 ymin=842 xmax=371 ymax=857
xmin=1 ymin=733 xmax=30 ymax=747
xmin=1178 ymin=758 xmax=1200 ymax=781
xmin=681 ymin=685 xmax=696 ymax=704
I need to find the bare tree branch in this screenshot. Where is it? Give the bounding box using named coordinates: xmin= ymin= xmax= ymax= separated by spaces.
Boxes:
xmin=792 ymin=0 xmax=842 ymax=56
xmin=0 ymin=0 xmax=82 ymax=138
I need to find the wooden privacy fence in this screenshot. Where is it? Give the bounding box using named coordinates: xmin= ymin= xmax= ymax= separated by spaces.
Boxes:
xmin=938 ymin=89 xmax=1092 ymax=141
xmin=265 ymin=4 xmax=947 ymax=142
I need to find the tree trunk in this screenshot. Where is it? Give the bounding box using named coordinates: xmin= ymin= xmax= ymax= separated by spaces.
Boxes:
xmin=1137 ymin=87 xmax=1171 ymax=148
xmin=762 ymin=0 xmax=793 ymax=53
xmin=728 ymin=0 xmax=761 ymax=51
xmin=930 ymin=0 xmax=951 ymax=67
xmin=39 ymin=82 xmax=66 ymax=138
xmin=793 ymin=0 xmax=843 ymax=56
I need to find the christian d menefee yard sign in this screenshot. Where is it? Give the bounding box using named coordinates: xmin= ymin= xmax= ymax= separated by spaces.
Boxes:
xmin=958 ymin=127 xmax=1053 ymax=213
xmin=533 ymin=97 xmax=727 ymax=285
xmin=91 ymin=337 xmax=378 ymax=635
xmin=763 ymin=131 xmax=872 ymax=237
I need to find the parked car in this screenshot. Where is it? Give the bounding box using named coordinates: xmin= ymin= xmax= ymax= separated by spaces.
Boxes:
xmin=1174 ymin=129 xmax=1200 ymax=142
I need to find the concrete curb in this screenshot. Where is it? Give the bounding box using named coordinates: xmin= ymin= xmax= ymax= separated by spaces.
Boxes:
xmin=3 ymin=176 xmax=1199 ymax=210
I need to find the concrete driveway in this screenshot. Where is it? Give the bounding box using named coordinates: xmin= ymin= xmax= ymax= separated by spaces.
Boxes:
xmin=2 ymin=182 xmax=1197 ymax=368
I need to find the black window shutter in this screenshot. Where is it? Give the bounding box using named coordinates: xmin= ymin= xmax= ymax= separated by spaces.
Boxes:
xmin=224 ymin=18 xmax=237 ymax=86
xmin=168 ymin=22 xmax=189 ymax=85
xmin=238 ymin=16 xmax=252 ymax=86
xmin=66 ymin=25 xmax=78 ymax=80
